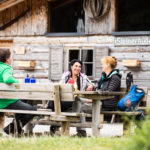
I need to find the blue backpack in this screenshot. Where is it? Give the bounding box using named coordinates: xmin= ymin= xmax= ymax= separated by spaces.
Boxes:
xmin=118 ymin=85 xmax=145 ymax=111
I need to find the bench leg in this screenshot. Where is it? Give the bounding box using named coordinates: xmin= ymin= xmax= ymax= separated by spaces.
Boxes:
xmin=111 ymin=114 xmax=115 ymax=124
xmin=123 ymin=119 xmax=131 ymax=135
xmin=24 ymin=120 xmax=33 ymax=136
xmin=0 ymin=113 xmax=5 ymax=131
xmin=61 ymin=122 xmax=70 ymax=136
xmin=92 ymin=100 xmax=101 ymax=136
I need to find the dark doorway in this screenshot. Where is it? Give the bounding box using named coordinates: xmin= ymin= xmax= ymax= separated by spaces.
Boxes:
xmin=49 ymin=0 xmax=84 ymax=33
xmin=118 ymin=0 xmax=150 ymax=31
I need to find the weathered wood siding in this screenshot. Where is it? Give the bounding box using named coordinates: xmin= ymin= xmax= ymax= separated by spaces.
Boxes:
xmin=0 ymin=0 xmax=47 ymax=36
xmin=12 ymin=39 xmax=49 ymax=82
xmin=1 ymin=35 xmax=150 ymax=88
xmin=111 ymin=36 xmax=150 ymax=88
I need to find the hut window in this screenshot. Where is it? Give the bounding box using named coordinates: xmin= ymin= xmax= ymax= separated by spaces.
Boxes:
xmin=118 ymin=0 xmax=150 ymax=31
xmin=48 ymin=0 xmax=84 ymax=33
xmin=69 ymin=49 xmax=93 ymax=77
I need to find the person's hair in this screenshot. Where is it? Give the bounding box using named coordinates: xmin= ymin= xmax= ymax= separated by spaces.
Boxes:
xmin=0 ymin=49 xmax=11 ymax=63
xmin=101 ymin=56 xmax=118 ymax=69
xmin=70 ymin=59 xmax=82 ymax=68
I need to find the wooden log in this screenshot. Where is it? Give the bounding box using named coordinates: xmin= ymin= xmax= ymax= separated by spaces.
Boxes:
xmin=14 ymin=60 xmax=49 ymax=70
xmin=122 ymin=60 xmax=140 ymax=67
xmin=17 ymin=60 xmax=36 ymax=69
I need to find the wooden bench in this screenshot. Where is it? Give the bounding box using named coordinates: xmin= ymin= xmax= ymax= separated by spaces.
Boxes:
xmin=34 ymin=87 xmax=150 ymax=136
xmin=73 ymin=87 xmax=150 ymax=135
xmin=0 ymin=83 xmax=92 ymax=136
xmin=101 ymin=87 xmax=150 ymax=118
xmin=1 ymin=83 xmax=149 ymax=136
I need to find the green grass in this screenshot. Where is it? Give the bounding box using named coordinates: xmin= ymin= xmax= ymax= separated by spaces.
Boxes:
xmin=0 ymin=136 xmax=125 ymax=150
xmin=1 ymin=117 xmax=150 ymax=150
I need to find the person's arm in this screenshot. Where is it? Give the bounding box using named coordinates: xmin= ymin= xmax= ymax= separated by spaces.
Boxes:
xmin=2 ymin=68 xmax=19 ymax=84
xmin=85 ymin=76 xmax=94 ymax=91
xmin=107 ymin=75 xmax=121 ymax=91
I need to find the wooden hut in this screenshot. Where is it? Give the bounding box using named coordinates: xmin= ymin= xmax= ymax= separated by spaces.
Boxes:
xmin=0 ymin=0 xmax=150 ymax=88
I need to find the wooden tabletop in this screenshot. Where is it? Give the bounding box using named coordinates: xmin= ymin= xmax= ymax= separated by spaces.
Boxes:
xmin=73 ymin=91 xmax=126 ymax=100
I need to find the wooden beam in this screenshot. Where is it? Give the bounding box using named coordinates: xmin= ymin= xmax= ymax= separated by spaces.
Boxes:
xmin=0 ymin=83 xmax=54 ymax=92
xmin=0 ymin=91 xmax=53 ymax=100
xmin=0 ymin=0 xmax=25 ymax=12
xmin=49 ymin=0 xmax=77 ymax=10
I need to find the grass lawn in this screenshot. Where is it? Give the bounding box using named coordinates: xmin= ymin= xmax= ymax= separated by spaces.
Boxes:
xmin=0 ymin=136 xmax=125 ymax=150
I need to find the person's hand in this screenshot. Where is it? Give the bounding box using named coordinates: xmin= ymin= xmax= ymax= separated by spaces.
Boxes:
xmin=86 ymin=84 xmax=94 ymax=91
xmin=85 ymin=99 xmax=92 ymax=103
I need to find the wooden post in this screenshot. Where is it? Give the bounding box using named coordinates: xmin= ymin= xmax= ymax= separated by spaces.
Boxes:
xmin=54 ymin=84 xmax=70 ymax=136
xmin=61 ymin=122 xmax=70 ymax=136
xmin=54 ymin=85 xmax=61 ymax=115
xmin=92 ymin=100 xmax=101 ymax=136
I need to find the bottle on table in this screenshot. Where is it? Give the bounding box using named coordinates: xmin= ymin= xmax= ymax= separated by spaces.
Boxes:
xmin=25 ymin=74 xmax=30 ymax=83
xmin=30 ymin=76 xmax=36 ymax=83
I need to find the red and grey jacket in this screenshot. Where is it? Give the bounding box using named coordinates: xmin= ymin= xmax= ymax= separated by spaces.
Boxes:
xmin=59 ymin=71 xmax=92 ymax=91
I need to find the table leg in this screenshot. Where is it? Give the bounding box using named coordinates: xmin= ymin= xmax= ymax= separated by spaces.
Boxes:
xmin=92 ymin=100 xmax=101 ymax=136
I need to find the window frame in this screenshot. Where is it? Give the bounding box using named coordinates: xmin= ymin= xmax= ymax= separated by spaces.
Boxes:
xmin=66 ymin=47 xmax=95 ymax=79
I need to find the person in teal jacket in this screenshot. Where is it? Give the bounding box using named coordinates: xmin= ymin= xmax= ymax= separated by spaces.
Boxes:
xmin=0 ymin=48 xmax=36 ymax=136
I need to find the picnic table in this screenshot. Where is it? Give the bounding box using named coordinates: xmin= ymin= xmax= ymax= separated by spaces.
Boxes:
xmin=74 ymin=91 xmax=126 ymax=136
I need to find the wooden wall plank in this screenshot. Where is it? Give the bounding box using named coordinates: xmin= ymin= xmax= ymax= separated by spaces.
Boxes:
xmin=13 ymin=53 xmax=49 ymax=61
xmin=0 ymin=10 xmax=4 ymax=35
xmin=13 ymin=69 xmax=49 ymax=79
xmin=110 ymin=52 xmax=150 ymax=61
xmin=95 ymin=47 xmax=109 ymax=78
xmin=17 ymin=2 xmax=25 ymax=35
xmin=10 ymin=5 xmax=18 ymax=35
xmin=23 ymin=0 xmax=32 ymax=35
xmin=31 ymin=0 xmax=38 ymax=35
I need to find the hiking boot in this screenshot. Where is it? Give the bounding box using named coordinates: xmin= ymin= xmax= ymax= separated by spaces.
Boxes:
xmin=50 ymin=125 xmax=60 ymax=136
xmin=76 ymin=130 xmax=87 ymax=137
